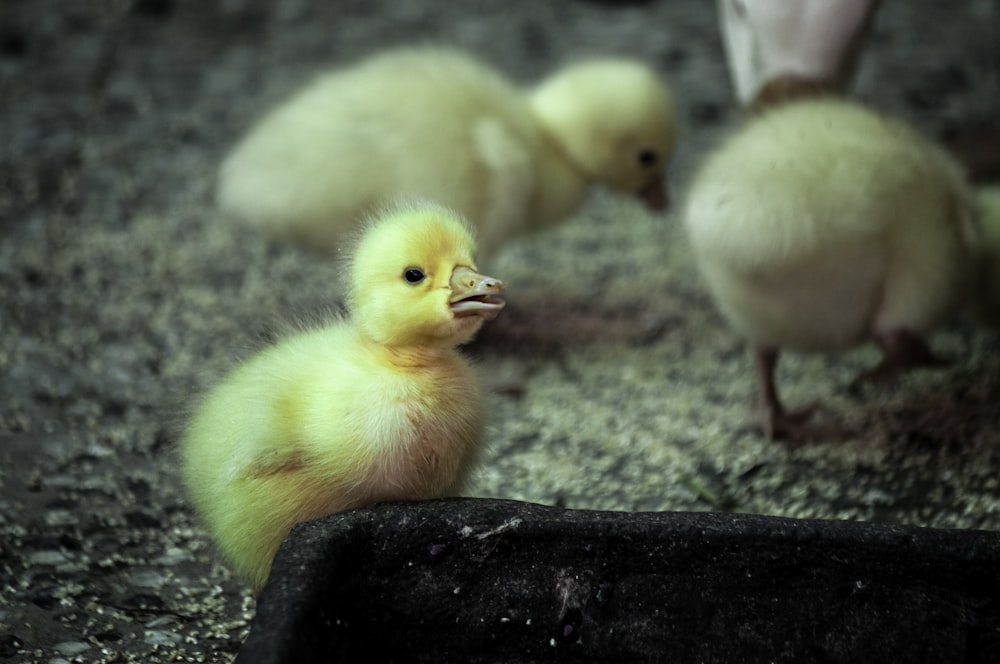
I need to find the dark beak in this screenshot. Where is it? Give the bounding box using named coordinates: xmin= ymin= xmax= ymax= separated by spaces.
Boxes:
xmin=639 ymin=177 xmax=669 ymax=211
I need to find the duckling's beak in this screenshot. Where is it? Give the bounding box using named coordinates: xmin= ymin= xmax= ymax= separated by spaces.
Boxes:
xmin=639 ymin=176 xmax=669 ymax=211
xmin=449 ymin=266 xmax=506 ymax=320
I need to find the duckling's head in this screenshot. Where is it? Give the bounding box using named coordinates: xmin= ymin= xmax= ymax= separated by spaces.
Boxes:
xmin=348 ymin=204 xmax=506 ymax=348
xmin=530 ymin=58 xmax=675 ymax=210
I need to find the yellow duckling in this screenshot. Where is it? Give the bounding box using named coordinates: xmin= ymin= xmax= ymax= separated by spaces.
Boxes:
xmin=683 ymin=97 xmax=979 ymax=440
xmin=180 ymin=204 xmax=505 ymax=592
xmin=217 ymin=46 xmax=674 ymax=262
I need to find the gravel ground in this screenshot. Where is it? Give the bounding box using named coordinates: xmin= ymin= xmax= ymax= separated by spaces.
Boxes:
xmin=1 ymin=1 xmax=998 ymax=661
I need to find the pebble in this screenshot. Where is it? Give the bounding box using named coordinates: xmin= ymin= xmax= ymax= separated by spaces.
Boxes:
xmin=129 ymin=569 xmax=167 ymax=589
xmin=28 ymin=550 xmax=70 ymax=566
xmin=144 ymin=630 xmax=182 ymax=646
xmin=44 ymin=510 xmax=77 ymax=527
xmin=53 ymin=641 xmax=90 ymax=656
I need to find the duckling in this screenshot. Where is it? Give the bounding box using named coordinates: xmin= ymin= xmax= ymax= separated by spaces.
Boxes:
xmin=217 ymin=46 xmax=674 ymax=263
xmin=683 ymin=97 xmax=979 ymax=440
xmin=180 ymin=204 xmax=505 ymax=592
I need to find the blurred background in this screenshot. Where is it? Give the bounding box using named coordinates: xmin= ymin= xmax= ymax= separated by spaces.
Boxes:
xmin=1 ymin=1 xmax=998 ymax=661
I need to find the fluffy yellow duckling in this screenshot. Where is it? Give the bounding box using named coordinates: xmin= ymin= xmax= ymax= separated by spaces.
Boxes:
xmin=217 ymin=46 xmax=674 ymax=262
xmin=180 ymin=204 xmax=505 ymax=592
xmin=683 ymin=97 xmax=979 ymax=440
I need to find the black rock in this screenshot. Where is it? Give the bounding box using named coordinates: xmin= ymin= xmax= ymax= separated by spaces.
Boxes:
xmin=238 ymin=498 xmax=1000 ymax=663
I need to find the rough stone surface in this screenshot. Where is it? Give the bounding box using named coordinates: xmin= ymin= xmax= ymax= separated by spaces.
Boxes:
xmin=1 ymin=1 xmax=998 ymax=662
xmin=242 ymin=498 xmax=1000 ymax=663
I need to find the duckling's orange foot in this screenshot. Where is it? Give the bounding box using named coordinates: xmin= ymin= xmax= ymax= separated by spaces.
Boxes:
xmin=853 ymin=330 xmax=950 ymax=387
xmin=758 ymin=402 xmax=844 ymax=443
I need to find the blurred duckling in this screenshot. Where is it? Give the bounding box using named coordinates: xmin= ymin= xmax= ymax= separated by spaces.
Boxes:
xmin=217 ymin=46 xmax=675 ymax=263
xmin=683 ymin=97 xmax=978 ymax=440
xmin=180 ymin=204 xmax=505 ymax=592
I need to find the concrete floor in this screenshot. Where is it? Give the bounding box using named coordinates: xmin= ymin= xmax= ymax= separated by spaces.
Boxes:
xmin=1 ymin=1 xmax=998 ymax=661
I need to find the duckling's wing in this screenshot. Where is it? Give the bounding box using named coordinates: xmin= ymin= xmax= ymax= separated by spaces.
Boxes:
xmin=238 ymin=439 xmax=311 ymax=480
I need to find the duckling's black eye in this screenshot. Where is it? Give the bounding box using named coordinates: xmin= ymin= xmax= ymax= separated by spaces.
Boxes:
xmin=638 ymin=149 xmax=659 ymax=168
xmin=403 ymin=267 xmax=426 ymax=284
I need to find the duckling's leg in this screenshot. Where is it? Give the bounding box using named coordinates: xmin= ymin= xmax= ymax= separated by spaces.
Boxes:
xmin=754 ymin=346 xmax=820 ymax=441
xmin=853 ymin=329 xmax=949 ymax=386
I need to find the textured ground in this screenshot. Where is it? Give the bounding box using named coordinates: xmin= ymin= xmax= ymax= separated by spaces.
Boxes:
xmin=1 ymin=1 xmax=998 ymax=661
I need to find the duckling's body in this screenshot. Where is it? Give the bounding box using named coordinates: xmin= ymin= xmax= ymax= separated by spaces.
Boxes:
xmin=181 ymin=205 xmax=505 ymax=591
xmin=217 ymin=47 xmax=674 ymax=262
xmin=683 ymin=98 xmax=978 ymax=439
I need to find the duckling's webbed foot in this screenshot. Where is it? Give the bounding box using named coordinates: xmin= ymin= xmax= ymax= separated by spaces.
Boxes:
xmin=854 ymin=330 xmax=949 ymax=386
xmin=761 ymin=402 xmax=825 ymax=442
xmin=754 ymin=346 xmax=835 ymax=442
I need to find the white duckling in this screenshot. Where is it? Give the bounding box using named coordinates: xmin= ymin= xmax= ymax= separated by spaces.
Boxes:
xmin=180 ymin=203 xmax=505 ymax=592
xmin=216 ymin=46 xmax=675 ymax=263
xmin=683 ymin=97 xmax=979 ymax=440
